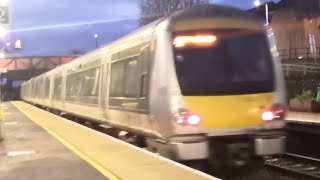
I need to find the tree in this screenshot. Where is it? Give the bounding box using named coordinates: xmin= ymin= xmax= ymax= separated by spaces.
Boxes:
xmin=70 ymin=49 xmax=85 ymax=55
xmin=139 ymin=0 xmax=210 ymax=26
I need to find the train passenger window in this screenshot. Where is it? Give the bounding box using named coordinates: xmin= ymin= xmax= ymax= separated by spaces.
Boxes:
xmin=44 ymin=77 xmax=50 ymax=98
xmin=110 ymin=57 xmax=139 ymax=98
xmin=125 ymin=60 xmax=139 ymax=97
xmin=66 ymin=67 xmax=100 ymax=105
xmin=110 ymin=60 xmax=125 ymax=97
xmin=53 ymin=76 xmax=62 ymax=100
xmin=109 ymin=45 xmax=151 ymax=112
xmin=33 ymin=79 xmax=42 ymax=98
xmin=82 ymin=68 xmax=100 ymax=97
xmin=66 ymin=72 xmax=82 ymax=100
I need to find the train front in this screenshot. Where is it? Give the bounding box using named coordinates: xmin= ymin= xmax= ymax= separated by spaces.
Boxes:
xmin=151 ymin=6 xmax=286 ymax=167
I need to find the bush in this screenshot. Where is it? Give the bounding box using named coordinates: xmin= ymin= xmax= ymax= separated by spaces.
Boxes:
xmin=295 ymin=90 xmax=316 ymax=101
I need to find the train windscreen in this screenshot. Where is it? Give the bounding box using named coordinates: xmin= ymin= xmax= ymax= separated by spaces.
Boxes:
xmin=173 ymin=29 xmax=274 ymax=95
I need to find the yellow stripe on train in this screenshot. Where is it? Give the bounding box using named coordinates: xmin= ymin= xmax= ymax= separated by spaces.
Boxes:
xmin=183 ymin=92 xmax=274 ymax=129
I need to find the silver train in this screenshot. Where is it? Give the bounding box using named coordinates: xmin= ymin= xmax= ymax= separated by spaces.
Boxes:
xmin=21 ymin=5 xmax=287 ymax=167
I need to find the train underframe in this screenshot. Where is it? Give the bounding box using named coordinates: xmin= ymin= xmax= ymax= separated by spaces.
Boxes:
xmin=41 ymin=105 xmax=286 ymax=171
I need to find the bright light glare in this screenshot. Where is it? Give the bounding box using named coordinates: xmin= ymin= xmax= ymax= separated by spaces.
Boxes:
xmin=94 ymin=34 xmax=98 ymax=38
xmin=0 ymin=0 xmax=9 ymax=6
xmin=173 ymin=35 xmax=217 ymax=48
xmin=0 ymin=27 xmax=7 ymax=38
xmin=254 ymin=0 xmax=261 ymax=7
xmin=6 ymin=42 xmax=10 ymax=47
xmin=0 ymin=53 xmax=5 ymax=59
xmin=262 ymin=111 xmax=274 ymax=121
xmin=187 ymin=114 xmax=201 ymax=125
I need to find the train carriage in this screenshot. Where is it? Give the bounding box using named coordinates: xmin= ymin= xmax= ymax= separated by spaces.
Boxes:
xmin=21 ymin=5 xmax=286 ymax=167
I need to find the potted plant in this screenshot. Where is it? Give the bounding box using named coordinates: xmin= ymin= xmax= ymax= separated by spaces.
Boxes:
xmin=289 ymin=90 xmax=320 ymax=112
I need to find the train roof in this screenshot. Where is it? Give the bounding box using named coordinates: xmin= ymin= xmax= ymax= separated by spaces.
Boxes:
xmin=165 ymin=4 xmax=262 ymax=23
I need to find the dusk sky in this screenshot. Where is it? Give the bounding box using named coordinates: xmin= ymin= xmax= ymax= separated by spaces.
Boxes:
xmin=6 ymin=0 xmax=279 ymax=57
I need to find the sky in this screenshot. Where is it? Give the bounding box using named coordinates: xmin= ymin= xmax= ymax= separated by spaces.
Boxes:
xmin=4 ymin=0 xmax=280 ymax=57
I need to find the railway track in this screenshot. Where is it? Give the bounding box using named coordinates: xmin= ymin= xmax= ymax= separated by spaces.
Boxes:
xmin=265 ymin=153 xmax=320 ymax=179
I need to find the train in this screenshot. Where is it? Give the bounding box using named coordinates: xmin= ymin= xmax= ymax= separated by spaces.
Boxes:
xmin=20 ymin=5 xmax=287 ymax=167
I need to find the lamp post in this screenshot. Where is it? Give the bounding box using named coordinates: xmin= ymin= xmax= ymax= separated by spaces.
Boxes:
xmin=94 ymin=34 xmax=99 ymax=48
xmin=254 ymin=0 xmax=269 ymax=26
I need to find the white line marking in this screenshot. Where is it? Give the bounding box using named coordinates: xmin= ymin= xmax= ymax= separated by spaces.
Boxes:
xmin=4 ymin=122 xmax=17 ymax=125
xmin=5 ymin=112 xmax=11 ymax=115
xmin=7 ymin=150 xmax=36 ymax=157
xmin=2 ymin=107 xmax=8 ymax=110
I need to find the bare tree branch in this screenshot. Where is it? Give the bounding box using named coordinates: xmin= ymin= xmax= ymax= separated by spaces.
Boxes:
xmin=139 ymin=0 xmax=209 ymax=26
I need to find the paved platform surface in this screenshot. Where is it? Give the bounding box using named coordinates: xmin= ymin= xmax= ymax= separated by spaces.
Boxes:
xmin=287 ymin=111 xmax=320 ymax=124
xmin=0 ymin=102 xmax=106 ymax=180
xmin=6 ymin=101 xmax=217 ymax=180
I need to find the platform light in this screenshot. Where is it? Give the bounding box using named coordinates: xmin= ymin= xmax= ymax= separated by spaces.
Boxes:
xmin=14 ymin=40 xmax=22 ymax=49
xmin=94 ymin=34 xmax=98 ymax=38
xmin=173 ymin=35 xmax=217 ymax=48
xmin=254 ymin=0 xmax=261 ymax=7
xmin=0 ymin=0 xmax=9 ymax=6
xmin=0 ymin=27 xmax=7 ymax=38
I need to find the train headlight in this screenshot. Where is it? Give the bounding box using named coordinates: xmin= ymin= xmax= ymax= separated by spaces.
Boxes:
xmin=186 ymin=114 xmax=201 ymax=125
xmin=262 ymin=104 xmax=286 ymax=122
xmin=176 ymin=109 xmax=201 ymax=126
xmin=261 ymin=111 xmax=274 ymax=122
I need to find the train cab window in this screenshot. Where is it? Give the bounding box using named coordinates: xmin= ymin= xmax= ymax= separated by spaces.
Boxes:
xmin=173 ymin=29 xmax=274 ymax=95
xmin=53 ymin=76 xmax=62 ymax=100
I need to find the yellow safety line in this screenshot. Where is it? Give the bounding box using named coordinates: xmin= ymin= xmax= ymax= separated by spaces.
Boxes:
xmin=0 ymin=104 xmax=5 ymax=122
xmin=12 ymin=102 xmax=120 ymax=180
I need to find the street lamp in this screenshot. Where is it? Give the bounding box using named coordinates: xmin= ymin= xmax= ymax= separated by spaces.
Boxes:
xmin=94 ymin=34 xmax=99 ymax=48
xmin=254 ymin=0 xmax=261 ymax=7
xmin=254 ymin=0 xmax=269 ymax=26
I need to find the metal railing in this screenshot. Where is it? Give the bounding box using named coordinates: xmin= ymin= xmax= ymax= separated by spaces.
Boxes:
xmin=282 ymin=63 xmax=320 ymax=76
xmin=279 ymin=47 xmax=320 ymax=60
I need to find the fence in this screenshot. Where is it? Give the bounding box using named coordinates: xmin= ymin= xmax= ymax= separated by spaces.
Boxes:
xmin=281 ymin=63 xmax=320 ymax=100
xmin=279 ymin=47 xmax=320 ymax=61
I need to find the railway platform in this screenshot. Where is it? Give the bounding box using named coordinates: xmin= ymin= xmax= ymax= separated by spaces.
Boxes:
xmin=0 ymin=101 xmax=217 ymax=180
xmin=287 ymin=111 xmax=320 ymax=124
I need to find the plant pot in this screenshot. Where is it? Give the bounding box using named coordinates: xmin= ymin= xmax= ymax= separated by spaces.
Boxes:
xmin=289 ymin=99 xmax=312 ymax=112
xmin=311 ymin=100 xmax=320 ymax=113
